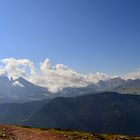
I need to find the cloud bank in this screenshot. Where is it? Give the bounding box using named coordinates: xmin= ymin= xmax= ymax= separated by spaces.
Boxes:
xmin=0 ymin=58 xmax=139 ymax=92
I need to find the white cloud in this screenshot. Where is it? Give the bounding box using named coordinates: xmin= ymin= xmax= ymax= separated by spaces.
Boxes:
xmin=123 ymin=70 xmax=140 ymax=80
xmin=0 ymin=58 xmax=35 ymax=79
xmin=85 ymin=72 xmax=111 ymax=83
xmin=30 ymin=58 xmax=89 ymax=92
xmin=0 ymin=58 xmax=105 ymax=92
xmin=0 ymin=58 xmax=139 ymax=92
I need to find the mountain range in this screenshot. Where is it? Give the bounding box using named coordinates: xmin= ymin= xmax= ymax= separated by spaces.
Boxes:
xmin=0 ymin=75 xmax=140 ymax=103
xmin=0 ymin=75 xmax=140 ymax=135
xmin=0 ymin=92 xmax=140 ymax=136
xmin=58 ymin=77 xmax=140 ymax=97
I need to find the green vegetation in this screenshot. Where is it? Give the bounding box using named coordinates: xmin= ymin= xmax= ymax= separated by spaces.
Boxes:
xmin=45 ymin=128 xmax=140 ymax=140
xmin=0 ymin=125 xmax=140 ymax=140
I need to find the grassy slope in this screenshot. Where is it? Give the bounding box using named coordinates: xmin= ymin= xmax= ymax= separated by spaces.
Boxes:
xmin=0 ymin=125 xmax=140 ymax=140
xmin=47 ymin=129 xmax=140 ymax=140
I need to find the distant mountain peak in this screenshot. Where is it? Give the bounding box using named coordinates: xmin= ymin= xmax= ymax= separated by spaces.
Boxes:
xmin=0 ymin=75 xmax=50 ymax=103
xmin=15 ymin=77 xmax=34 ymax=86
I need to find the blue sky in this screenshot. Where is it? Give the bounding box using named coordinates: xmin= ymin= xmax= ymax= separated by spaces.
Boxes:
xmin=0 ymin=0 xmax=140 ymax=74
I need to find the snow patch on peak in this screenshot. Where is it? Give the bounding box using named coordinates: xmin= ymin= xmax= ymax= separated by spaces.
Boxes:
xmin=12 ymin=81 xmax=24 ymax=87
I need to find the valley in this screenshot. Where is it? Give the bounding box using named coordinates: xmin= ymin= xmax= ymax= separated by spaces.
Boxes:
xmin=0 ymin=92 xmax=140 ymax=136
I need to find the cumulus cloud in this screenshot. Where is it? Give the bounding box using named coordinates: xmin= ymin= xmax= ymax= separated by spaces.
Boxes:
xmin=0 ymin=58 xmax=105 ymax=92
xmin=85 ymin=72 xmax=110 ymax=83
xmin=30 ymin=58 xmax=89 ymax=92
xmin=0 ymin=58 xmax=35 ymax=79
xmin=0 ymin=58 xmax=139 ymax=92
xmin=122 ymin=70 xmax=140 ymax=80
